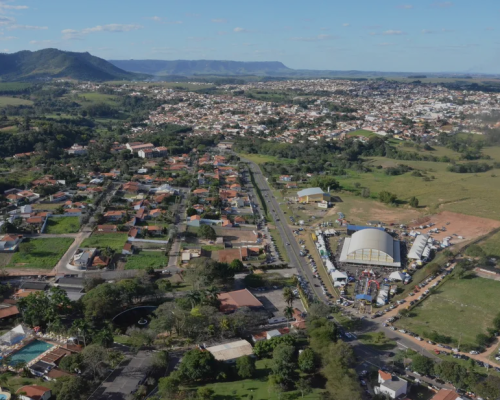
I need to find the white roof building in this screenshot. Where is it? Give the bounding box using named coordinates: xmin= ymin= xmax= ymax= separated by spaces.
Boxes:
xmin=408 ymin=234 xmax=430 ymax=261
xmin=206 ymin=340 xmax=253 ymax=362
xmin=339 ymin=229 xmax=401 ymax=267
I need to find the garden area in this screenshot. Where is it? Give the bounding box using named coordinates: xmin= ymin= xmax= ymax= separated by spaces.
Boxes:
xmin=6 ymin=238 xmax=74 ymax=269
xmin=44 ymin=217 xmax=80 ymax=234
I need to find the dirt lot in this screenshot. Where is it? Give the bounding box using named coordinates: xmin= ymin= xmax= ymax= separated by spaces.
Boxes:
xmin=215 ymin=227 xmax=259 ymax=243
xmin=409 ymin=211 xmax=500 ymax=244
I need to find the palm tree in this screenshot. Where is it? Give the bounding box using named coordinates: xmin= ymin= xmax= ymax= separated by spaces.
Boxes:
xmin=282 ymin=287 xmax=296 ymax=307
xmin=205 ymin=286 xmax=220 ymax=304
xmin=186 ymin=290 xmax=202 ymax=309
xmin=284 ymin=306 xmax=294 ymax=328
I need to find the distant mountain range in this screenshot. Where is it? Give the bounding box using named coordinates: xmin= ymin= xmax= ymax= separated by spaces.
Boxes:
xmin=108 ymin=59 xmax=292 ymax=76
xmin=0 ymin=49 xmax=139 ymax=81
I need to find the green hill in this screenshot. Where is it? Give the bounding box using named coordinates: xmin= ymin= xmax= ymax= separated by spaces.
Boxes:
xmin=0 ymin=48 xmax=141 ymax=81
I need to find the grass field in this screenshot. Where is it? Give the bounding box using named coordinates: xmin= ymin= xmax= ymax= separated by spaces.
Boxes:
xmin=358 ymin=331 xmax=397 ymax=351
xmin=238 ymin=153 xmax=296 ymax=165
xmin=0 ymin=96 xmax=33 ymax=107
xmin=396 ymin=276 xmax=500 ymax=346
xmin=7 ymin=238 xmax=73 ymax=269
xmin=337 ymin=155 xmax=500 ymax=220
xmin=125 ymin=251 xmax=168 ymax=270
xmin=32 ymin=203 xmax=66 ymax=211
xmin=195 ymin=358 xmax=324 ymax=399
xmin=347 ymin=129 xmax=377 ymax=138
xmin=44 ymin=217 xmax=80 ymax=234
xmin=477 ymin=230 xmax=500 ymax=258
xmin=201 ymin=245 xmax=225 ymax=251
xmin=81 ymin=233 xmax=128 ymax=251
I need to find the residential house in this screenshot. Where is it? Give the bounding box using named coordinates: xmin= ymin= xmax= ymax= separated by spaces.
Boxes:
xmin=206 ymin=340 xmax=253 ymax=363
xmin=16 ymin=385 xmax=52 ymax=400
xmin=0 ymin=234 xmax=22 ymax=252
xmin=104 ymin=211 xmax=125 ymax=222
xmin=26 ymin=216 xmax=45 ymax=227
xmin=92 ymin=255 xmax=109 ymax=269
xmin=97 ymin=225 xmax=118 ymax=233
xmin=70 ymin=248 xmax=97 ymax=270
xmin=218 ymin=289 xmax=264 ymax=313
xmin=148 ymin=209 xmax=162 ymax=219
xmin=430 ymin=390 xmax=461 ymax=400
xmin=279 ymin=175 xmax=292 ymax=182
xmin=66 ymin=143 xmax=88 ymax=155
xmin=181 ymin=249 xmax=202 ymax=263
xmin=376 ymin=370 xmax=408 ymax=399
xmin=146 ymin=226 xmax=162 ymax=236
xmin=49 ymin=192 xmax=67 ymax=203
xmin=193 ymin=188 xmax=210 ymax=197
xmin=122 ymin=242 xmax=134 ymax=255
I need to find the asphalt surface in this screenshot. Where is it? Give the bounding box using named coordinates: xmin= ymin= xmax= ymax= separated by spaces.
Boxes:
xmin=242 ymin=158 xmax=328 ymax=303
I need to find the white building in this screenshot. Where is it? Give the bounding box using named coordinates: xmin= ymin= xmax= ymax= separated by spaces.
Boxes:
xmin=377 ymin=370 xmax=407 ymax=399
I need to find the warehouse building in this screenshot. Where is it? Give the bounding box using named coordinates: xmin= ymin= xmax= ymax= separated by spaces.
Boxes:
xmin=339 ymin=229 xmax=401 ymax=267
xmin=297 ymin=187 xmax=331 ymax=203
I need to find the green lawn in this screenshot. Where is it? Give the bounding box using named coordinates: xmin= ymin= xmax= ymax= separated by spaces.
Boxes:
xmin=195 ymin=359 xmax=324 ymax=399
xmin=396 ymin=276 xmax=500 ymax=347
xmin=44 ymin=217 xmax=80 ymax=234
xmin=358 ymin=332 xmax=397 ymax=351
xmin=125 ymin=251 xmax=168 ymax=270
xmin=477 ymin=229 xmax=500 ymax=258
xmin=81 ymin=233 xmax=128 ymax=251
xmin=7 ymin=238 xmax=74 ymax=269
xmin=337 ymin=154 xmax=500 ymax=220
xmin=347 ymin=129 xmax=377 ymax=138
xmin=0 ymin=96 xmax=33 ymax=107
xmin=201 ymin=245 xmax=225 ymax=251
xmin=2 ymin=372 xmax=56 ymax=395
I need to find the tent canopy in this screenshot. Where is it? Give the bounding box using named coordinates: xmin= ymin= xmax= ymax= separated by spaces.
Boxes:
xmin=0 ymin=324 xmax=29 ymax=346
xmin=389 ymin=271 xmax=405 ymax=281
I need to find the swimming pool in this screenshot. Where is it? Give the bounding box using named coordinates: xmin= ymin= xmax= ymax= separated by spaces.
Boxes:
xmin=0 ymin=394 xmax=8 ymax=400
xmin=9 ymin=340 xmax=53 ymax=366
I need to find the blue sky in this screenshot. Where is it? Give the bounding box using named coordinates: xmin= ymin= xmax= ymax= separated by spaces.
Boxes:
xmin=0 ymin=0 xmax=499 ymax=73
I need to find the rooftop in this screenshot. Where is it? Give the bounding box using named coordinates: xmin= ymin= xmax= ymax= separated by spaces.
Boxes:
xmin=218 ymin=289 xmax=263 ymax=313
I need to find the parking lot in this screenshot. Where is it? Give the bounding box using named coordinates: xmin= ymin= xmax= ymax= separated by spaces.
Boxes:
xmin=250 ymin=287 xmax=305 ymax=318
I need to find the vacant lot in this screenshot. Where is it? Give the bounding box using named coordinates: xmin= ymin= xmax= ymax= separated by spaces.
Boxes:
xmin=409 ymin=211 xmax=500 ymax=244
xmin=238 ymin=152 xmax=296 ymax=165
xmin=396 ymin=276 xmax=500 ymax=346
xmin=44 ymin=217 xmax=80 ymax=234
xmin=0 ymin=96 xmax=33 ymax=107
xmin=7 ymin=238 xmax=73 ymax=269
xmin=347 ymin=129 xmax=377 ymax=138
xmin=125 ymin=251 xmax=168 ymax=270
xmin=333 ymin=193 xmax=421 ymax=225
xmin=81 ymin=233 xmax=128 ymax=251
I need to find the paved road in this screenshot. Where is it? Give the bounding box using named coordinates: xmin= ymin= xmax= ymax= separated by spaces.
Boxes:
xmin=166 ymin=190 xmax=187 ymax=272
xmin=52 ymin=231 xmax=91 ymax=275
xmin=242 ymin=158 xmax=328 ymax=303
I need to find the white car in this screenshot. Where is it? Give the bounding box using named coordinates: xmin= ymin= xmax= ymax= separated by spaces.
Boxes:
xmin=399 ymin=329 xmax=407 ymax=333
xmin=470 ymin=350 xmax=479 ymax=355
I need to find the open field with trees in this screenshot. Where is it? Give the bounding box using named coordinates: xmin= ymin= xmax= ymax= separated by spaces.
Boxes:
xmin=6 ymin=238 xmax=74 ymax=269
xmin=44 ymin=217 xmax=80 ymax=234
xmin=396 ymin=276 xmax=500 ymax=347
xmin=0 ymin=96 xmax=34 ymax=107
xmin=347 ymin=129 xmax=377 ymax=138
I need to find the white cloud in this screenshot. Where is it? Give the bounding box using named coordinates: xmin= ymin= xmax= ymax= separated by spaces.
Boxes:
xmin=290 ymin=34 xmax=336 ymax=42
xmin=0 ymin=15 xmax=14 ymax=25
xmin=7 ymin=24 xmax=47 ymax=30
xmin=377 ymin=42 xmax=395 ymax=46
xmin=421 ymin=28 xmax=454 ymax=34
xmin=62 ymin=24 xmax=143 ymax=39
xmin=211 ymin=18 xmax=227 ymax=23
xmin=431 ymin=1 xmax=453 ymax=8
xmin=145 ymin=16 xmax=182 ymax=24
xmin=0 ymin=35 xmax=15 ymax=40
xmin=233 ymin=27 xmax=248 ymax=33
xmin=396 ymin=4 xmax=413 ymax=9
xmin=29 ymin=39 xmax=57 ymax=46
xmin=217 ymin=31 xmax=228 ymax=36
xmin=383 ymin=30 xmax=405 ymax=35
xmin=342 ymin=23 xmax=350 ymax=27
